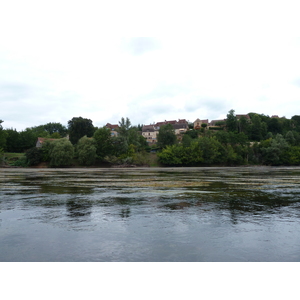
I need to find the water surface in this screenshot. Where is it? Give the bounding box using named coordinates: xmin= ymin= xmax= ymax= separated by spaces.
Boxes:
xmin=1 ymin=166 xmax=300 ymax=261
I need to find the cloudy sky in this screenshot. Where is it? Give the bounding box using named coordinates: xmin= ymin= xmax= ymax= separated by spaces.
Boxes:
xmin=1 ymin=1 xmax=300 ymax=131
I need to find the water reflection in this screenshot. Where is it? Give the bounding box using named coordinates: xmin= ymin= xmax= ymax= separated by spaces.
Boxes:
xmin=1 ymin=167 xmax=300 ymax=261
xmin=120 ymin=208 xmax=131 ymax=218
xmin=66 ymin=198 xmax=92 ymax=221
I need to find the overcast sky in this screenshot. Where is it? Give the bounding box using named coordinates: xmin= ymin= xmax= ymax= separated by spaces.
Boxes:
xmin=1 ymin=1 xmax=300 ymax=131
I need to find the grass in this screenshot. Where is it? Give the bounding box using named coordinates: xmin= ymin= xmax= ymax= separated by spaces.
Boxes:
xmin=3 ymin=153 xmax=26 ymax=166
xmin=4 ymin=153 xmax=25 ymax=159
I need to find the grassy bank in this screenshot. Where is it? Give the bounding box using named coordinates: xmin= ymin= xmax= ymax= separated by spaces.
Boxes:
xmin=2 ymin=153 xmax=27 ymax=167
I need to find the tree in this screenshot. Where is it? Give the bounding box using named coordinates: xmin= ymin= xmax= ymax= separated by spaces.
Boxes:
xmin=68 ymin=117 xmax=94 ymax=145
xmin=157 ymin=142 xmax=203 ymax=166
xmin=238 ymin=116 xmax=250 ymax=135
xmin=197 ymin=136 xmax=224 ymax=164
xmin=157 ymin=124 xmax=177 ymax=149
xmin=226 ymin=109 xmax=238 ymax=133
xmin=49 ymin=139 xmax=74 ymax=167
xmin=285 ymin=131 xmax=296 ymax=145
xmin=291 ymin=115 xmax=300 ymax=132
xmin=260 ymin=134 xmax=290 ymax=165
xmin=93 ymin=127 xmax=114 ymax=160
xmin=3 ymin=129 xmax=21 ymax=152
xmin=267 ymin=117 xmax=282 ymax=135
xmin=43 ymin=122 xmax=68 ymax=137
xmin=250 ymin=114 xmax=265 ymax=141
xmin=19 ymin=129 xmax=37 ymax=151
xmin=25 ymin=147 xmax=42 ymax=166
xmin=76 ymin=136 xmax=97 ymax=166
xmin=0 ymin=146 xmax=4 ymax=166
xmin=114 ymin=118 xmax=149 ymax=157
xmin=0 ymin=120 xmax=8 ymax=150
xmin=118 ymin=117 xmax=131 ymax=139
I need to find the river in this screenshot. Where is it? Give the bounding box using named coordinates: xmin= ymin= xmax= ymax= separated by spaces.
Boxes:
xmin=1 ymin=166 xmax=300 ymax=261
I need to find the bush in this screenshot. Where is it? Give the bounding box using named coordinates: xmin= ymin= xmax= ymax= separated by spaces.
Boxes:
xmin=49 ymin=139 xmax=74 ymax=167
xmin=25 ymin=147 xmax=42 ymax=166
xmin=11 ymin=156 xmax=29 ymax=167
xmin=77 ymin=136 xmax=97 ymax=166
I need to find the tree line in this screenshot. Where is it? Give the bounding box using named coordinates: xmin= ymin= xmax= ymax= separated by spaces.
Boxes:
xmin=1 ymin=110 xmax=300 ymax=167
xmin=157 ymin=110 xmax=300 ymax=166
xmin=0 ymin=117 xmax=150 ymax=167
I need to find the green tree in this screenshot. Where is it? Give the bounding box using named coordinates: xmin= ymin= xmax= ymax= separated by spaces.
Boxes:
xmin=286 ymin=146 xmax=300 ymax=165
xmin=157 ymin=124 xmax=177 ymax=149
xmin=197 ymin=136 xmax=224 ymax=164
xmin=68 ymin=117 xmax=95 ymax=145
xmin=51 ymin=132 xmax=61 ymax=139
xmin=184 ymin=129 xmax=198 ymax=139
xmin=93 ymin=127 xmax=114 ymax=160
xmin=238 ymin=116 xmax=250 ymax=135
xmin=226 ymin=109 xmax=238 ymax=133
xmin=260 ymin=134 xmax=290 ymax=165
xmin=49 ymin=139 xmax=74 ymax=167
xmin=285 ymin=131 xmax=296 ymax=145
xmin=77 ymin=136 xmax=97 ymax=166
xmin=182 ymin=134 xmax=193 ymax=147
xmin=250 ymin=114 xmax=267 ymax=141
xmin=157 ymin=141 xmax=203 ymax=166
xmin=19 ymin=128 xmax=38 ymax=151
xmin=43 ymin=122 xmax=68 ymax=137
xmin=291 ymin=115 xmax=300 ymax=132
xmin=25 ymin=147 xmax=42 ymax=166
xmin=0 ymin=147 xmax=4 ymax=166
xmin=267 ymin=117 xmax=282 ymax=135
xmin=0 ymin=120 xmax=8 ymax=150
xmin=118 ymin=117 xmax=131 ymax=138
xmin=3 ymin=129 xmax=21 ymax=152
xmin=128 ymin=126 xmax=148 ymax=152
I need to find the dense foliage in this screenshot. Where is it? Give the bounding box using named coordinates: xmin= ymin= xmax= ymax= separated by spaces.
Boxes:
xmin=157 ymin=124 xmax=177 ymax=149
xmin=2 ymin=111 xmax=300 ymax=167
xmin=158 ymin=111 xmax=300 ymax=166
xmin=68 ymin=117 xmax=95 ymax=145
xmin=49 ymin=139 xmax=74 ymax=167
xmin=76 ymin=136 xmax=97 ymax=166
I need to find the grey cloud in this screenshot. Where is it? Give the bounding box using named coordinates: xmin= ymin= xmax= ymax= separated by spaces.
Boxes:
xmin=124 ymin=37 xmax=161 ymax=56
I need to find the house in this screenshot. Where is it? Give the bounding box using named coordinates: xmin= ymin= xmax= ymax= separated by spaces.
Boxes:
xmin=105 ymin=123 xmax=119 ymax=137
xmin=142 ymin=119 xmax=189 ymax=144
xmin=193 ymin=118 xmax=209 ymax=129
xmin=142 ymin=125 xmax=157 ymax=144
xmin=36 ymin=137 xmax=57 ymax=148
xmin=36 ymin=136 xmax=70 ymax=148
xmin=209 ymin=119 xmax=226 ymax=127
xmin=236 ymin=114 xmax=251 ymax=120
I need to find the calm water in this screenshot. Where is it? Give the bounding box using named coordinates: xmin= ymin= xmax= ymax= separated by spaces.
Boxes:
xmin=1 ymin=166 xmax=300 ymax=262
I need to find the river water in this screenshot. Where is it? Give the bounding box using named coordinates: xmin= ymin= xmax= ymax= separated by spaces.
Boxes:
xmin=1 ymin=166 xmax=300 ymax=262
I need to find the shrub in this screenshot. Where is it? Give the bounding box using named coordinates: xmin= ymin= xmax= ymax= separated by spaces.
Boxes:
xmin=11 ymin=156 xmax=29 ymax=167
xmin=25 ymin=147 xmax=42 ymax=166
xmin=49 ymin=139 xmax=74 ymax=167
xmin=76 ymin=136 xmax=97 ymax=166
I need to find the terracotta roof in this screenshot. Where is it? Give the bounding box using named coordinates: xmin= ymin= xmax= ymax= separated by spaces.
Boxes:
xmin=106 ymin=123 xmax=119 ymax=129
xmin=142 ymin=125 xmax=155 ymax=132
xmin=37 ymin=137 xmax=57 ymax=144
xmin=236 ymin=114 xmax=250 ymax=119
xmin=209 ymin=119 xmax=226 ymax=126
